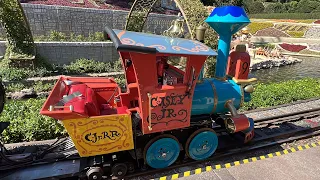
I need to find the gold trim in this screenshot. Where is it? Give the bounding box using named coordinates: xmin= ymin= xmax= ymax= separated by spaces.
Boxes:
xmin=240 ymin=85 xmax=244 ymax=107
xmin=215 ymin=76 xmax=227 ymax=81
xmin=232 ymin=77 xmax=258 ymax=84
xmin=207 ymin=79 xmax=218 ymax=114
xmin=197 ymin=79 xmax=204 ymax=84
xmin=147 ymin=92 xmax=152 ymax=131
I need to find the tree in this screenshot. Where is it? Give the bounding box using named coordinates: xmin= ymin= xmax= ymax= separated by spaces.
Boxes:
xmin=0 ymin=0 xmax=35 ymax=65
xmin=247 ymin=1 xmax=265 ymax=14
xmin=296 ymin=0 xmax=320 ymax=13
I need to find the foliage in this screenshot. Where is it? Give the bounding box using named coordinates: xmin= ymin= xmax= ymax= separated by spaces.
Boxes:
xmin=259 ymin=0 xmax=320 ymax=14
xmin=0 ymin=98 xmax=65 ymax=143
xmin=0 ymin=57 xmax=123 ymax=81
xmin=5 ymin=82 xmax=26 ymax=92
xmin=34 ymin=31 xmax=108 ymax=42
xmin=5 ymin=81 xmax=56 ymax=93
xmin=126 ymin=13 xmax=146 ymax=32
xmin=202 ymin=0 xmax=245 ymax=7
xmin=64 ymin=58 xmax=122 ymax=74
xmin=0 ymin=53 xmax=52 ymax=81
xmin=242 ymin=78 xmax=320 ymax=111
xmin=247 ymin=22 xmax=274 ymax=34
xmin=286 ymin=31 xmax=305 ymax=38
xmin=249 ymin=13 xmax=320 ymax=19
xmin=296 ymin=0 xmax=320 ymax=13
xmin=0 ymin=0 xmax=35 ymax=58
xmin=264 ymin=2 xmax=286 ymax=13
xmin=114 ymin=75 xmax=126 ymax=88
xmin=33 ymin=81 xmax=56 ymax=92
xmin=246 ymin=1 xmax=265 ymax=14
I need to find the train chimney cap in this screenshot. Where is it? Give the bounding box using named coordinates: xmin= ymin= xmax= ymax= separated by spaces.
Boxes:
xmin=205 ymin=6 xmax=250 ymax=36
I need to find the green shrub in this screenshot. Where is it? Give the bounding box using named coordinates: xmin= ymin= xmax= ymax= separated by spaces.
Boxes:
xmin=249 ymin=13 xmax=320 ymax=19
xmin=48 ymin=30 xmax=66 ymax=41
xmin=296 ymin=0 xmax=320 ymax=13
xmin=34 ymin=31 xmax=109 ymax=42
xmin=0 ymin=98 xmax=65 ymax=143
xmin=248 ymin=22 xmax=274 ymax=34
xmin=33 ymin=81 xmax=56 ymax=92
xmin=247 ymin=1 xmax=265 ymax=14
xmin=63 ymin=58 xmax=114 ymax=74
xmin=286 ymin=31 xmax=305 ymax=38
xmin=242 ymin=78 xmax=320 ymax=111
xmin=264 ymin=2 xmax=286 ymax=13
xmin=5 ymin=82 xmax=26 ymax=92
xmin=0 ymin=57 xmax=52 ymax=81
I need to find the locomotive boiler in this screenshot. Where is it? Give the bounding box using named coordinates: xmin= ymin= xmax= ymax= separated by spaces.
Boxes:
xmin=37 ymin=6 xmax=257 ymax=179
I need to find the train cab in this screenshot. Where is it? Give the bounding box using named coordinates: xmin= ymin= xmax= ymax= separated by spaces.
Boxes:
xmin=105 ymin=27 xmax=217 ymax=134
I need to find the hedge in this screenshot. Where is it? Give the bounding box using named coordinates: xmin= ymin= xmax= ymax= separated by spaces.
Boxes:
xmin=249 ymin=13 xmax=320 ymax=19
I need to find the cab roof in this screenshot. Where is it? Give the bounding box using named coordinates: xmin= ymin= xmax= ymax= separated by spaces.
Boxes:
xmin=105 ymin=26 xmax=217 ymax=56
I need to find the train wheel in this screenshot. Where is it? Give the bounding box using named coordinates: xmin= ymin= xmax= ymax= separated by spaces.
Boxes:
xmin=185 ymin=128 xmax=218 ymax=161
xmin=111 ymin=163 xmax=128 ymax=178
xmin=144 ymin=134 xmax=180 ymax=169
xmin=86 ymin=167 xmax=103 ymax=180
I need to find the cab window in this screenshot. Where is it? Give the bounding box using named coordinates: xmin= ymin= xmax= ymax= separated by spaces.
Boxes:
xmin=156 ymin=56 xmax=187 ymax=86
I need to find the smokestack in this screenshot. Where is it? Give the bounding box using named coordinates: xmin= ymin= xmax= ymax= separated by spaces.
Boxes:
xmin=205 ymin=6 xmax=251 ymax=80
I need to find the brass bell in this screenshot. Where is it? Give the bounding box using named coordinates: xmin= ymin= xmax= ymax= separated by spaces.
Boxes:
xmin=163 ymin=13 xmax=185 ymax=38
xmin=196 ymin=25 xmax=207 ymax=43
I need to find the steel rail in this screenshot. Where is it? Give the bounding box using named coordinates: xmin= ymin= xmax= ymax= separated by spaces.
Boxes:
xmin=253 ymin=107 xmax=320 ymax=123
xmin=254 ymin=109 xmax=320 ymax=126
xmin=124 ymin=126 xmax=320 ymax=180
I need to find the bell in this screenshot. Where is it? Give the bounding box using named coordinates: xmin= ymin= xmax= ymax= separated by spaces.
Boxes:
xmin=196 ymin=25 xmax=207 ymax=42
xmin=163 ymin=13 xmax=185 ymax=38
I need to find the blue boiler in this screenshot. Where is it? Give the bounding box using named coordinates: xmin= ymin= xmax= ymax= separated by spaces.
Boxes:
xmin=191 ymin=78 xmax=251 ymax=116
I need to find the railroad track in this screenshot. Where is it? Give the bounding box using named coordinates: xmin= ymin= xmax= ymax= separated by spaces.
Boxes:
xmin=1 ymin=101 xmax=320 ymax=180
xmin=124 ymin=109 xmax=320 ymax=180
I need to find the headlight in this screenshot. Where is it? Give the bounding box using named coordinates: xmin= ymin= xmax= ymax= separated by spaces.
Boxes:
xmin=244 ymin=84 xmax=254 ymax=93
xmin=225 ymin=118 xmax=236 ymax=133
xmin=224 ymin=114 xmax=250 ymax=133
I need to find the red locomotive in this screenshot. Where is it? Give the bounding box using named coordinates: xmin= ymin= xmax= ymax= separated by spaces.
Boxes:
xmin=38 ymin=19 xmax=257 ymax=178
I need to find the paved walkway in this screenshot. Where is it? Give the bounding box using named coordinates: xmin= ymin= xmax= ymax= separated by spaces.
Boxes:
xmin=180 ymin=146 xmax=320 ymax=180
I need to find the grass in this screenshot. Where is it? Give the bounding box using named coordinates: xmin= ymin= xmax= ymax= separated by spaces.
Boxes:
xmin=248 ymin=22 xmax=274 ymax=34
xmin=286 ymin=31 xmax=305 ymax=38
xmin=242 ymin=78 xmax=320 ymax=111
